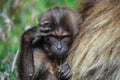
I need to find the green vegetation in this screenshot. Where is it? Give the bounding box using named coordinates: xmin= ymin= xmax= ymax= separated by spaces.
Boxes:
xmin=0 ymin=0 xmax=77 ymax=79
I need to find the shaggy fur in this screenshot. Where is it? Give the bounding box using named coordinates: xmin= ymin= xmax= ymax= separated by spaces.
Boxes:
xmin=66 ymin=0 xmax=120 ymax=80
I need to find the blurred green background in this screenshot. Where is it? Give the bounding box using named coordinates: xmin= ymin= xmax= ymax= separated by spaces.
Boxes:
xmin=0 ymin=0 xmax=78 ymax=79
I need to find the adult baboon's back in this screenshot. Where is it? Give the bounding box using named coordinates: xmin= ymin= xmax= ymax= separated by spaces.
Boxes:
xmin=66 ymin=0 xmax=120 ymax=80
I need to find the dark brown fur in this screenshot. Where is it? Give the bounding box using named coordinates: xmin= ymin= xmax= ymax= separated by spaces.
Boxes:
xmin=17 ymin=7 xmax=82 ymax=80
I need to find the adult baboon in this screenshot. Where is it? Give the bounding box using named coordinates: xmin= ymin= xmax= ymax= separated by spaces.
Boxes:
xmin=66 ymin=0 xmax=120 ymax=80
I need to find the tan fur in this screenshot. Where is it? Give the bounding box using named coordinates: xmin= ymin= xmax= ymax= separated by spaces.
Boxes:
xmin=66 ymin=0 xmax=120 ymax=80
